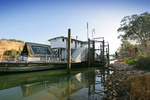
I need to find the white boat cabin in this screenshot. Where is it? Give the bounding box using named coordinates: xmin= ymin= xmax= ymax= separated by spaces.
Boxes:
xmin=48 ymin=36 xmax=88 ymax=62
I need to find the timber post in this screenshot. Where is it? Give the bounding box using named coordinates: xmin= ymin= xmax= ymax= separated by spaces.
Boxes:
xmin=67 ymin=75 xmax=71 ymax=100
xmin=108 ymin=43 xmax=110 ymax=66
xmin=67 ymin=29 xmax=71 ymax=74
xmin=102 ymin=40 xmax=105 ymax=65
xmin=92 ymin=40 xmax=95 ymax=65
xmin=88 ymin=38 xmax=91 ymax=67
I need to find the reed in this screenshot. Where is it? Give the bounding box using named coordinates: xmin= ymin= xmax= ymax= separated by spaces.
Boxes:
xmin=125 ymin=73 xmax=150 ymax=100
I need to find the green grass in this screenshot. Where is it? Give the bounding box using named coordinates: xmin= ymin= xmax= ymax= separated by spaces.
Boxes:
xmin=124 ymin=59 xmax=137 ymax=66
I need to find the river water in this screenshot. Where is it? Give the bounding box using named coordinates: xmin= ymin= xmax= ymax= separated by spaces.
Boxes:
xmin=0 ymin=67 xmax=111 ymax=100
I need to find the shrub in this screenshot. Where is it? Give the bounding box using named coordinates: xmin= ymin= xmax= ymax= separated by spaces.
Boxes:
xmin=135 ymin=56 xmax=150 ymax=71
xmin=124 ymin=56 xmax=150 ymax=71
xmin=0 ymin=38 xmax=24 ymax=43
xmin=4 ymin=50 xmax=21 ymax=57
xmin=124 ymin=59 xmax=137 ymax=66
xmin=8 ymin=39 xmax=24 ymax=43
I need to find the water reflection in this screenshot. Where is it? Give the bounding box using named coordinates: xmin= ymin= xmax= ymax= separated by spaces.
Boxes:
xmin=0 ymin=68 xmax=111 ymax=100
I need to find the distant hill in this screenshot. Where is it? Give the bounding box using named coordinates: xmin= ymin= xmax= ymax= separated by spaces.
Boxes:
xmin=0 ymin=39 xmax=25 ymax=56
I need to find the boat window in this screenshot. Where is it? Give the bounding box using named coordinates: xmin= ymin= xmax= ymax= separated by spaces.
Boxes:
xmin=59 ymin=49 xmax=61 ymax=54
xmin=62 ymin=38 xmax=64 ymax=42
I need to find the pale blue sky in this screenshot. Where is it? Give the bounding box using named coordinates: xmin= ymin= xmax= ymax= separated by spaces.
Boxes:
xmin=0 ymin=0 xmax=150 ymax=54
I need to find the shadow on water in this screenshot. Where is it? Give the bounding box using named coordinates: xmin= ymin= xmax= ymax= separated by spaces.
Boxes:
xmin=0 ymin=66 xmax=112 ymax=100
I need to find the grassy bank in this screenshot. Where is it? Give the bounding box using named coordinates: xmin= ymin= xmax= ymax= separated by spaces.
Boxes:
xmin=123 ymin=56 xmax=150 ymax=99
xmin=107 ymin=57 xmax=150 ymax=99
xmin=124 ymin=56 xmax=150 ymax=71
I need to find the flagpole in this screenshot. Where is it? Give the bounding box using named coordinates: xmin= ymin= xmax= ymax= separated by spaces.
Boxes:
xmin=92 ymin=28 xmax=95 ymax=40
xmin=87 ymin=22 xmax=89 ymax=41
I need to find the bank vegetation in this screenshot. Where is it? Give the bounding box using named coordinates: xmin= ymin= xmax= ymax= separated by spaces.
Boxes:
xmin=114 ymin=11 xmax=150 ymax=100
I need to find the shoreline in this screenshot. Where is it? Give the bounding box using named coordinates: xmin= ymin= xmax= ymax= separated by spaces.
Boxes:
xmin=102 ymin=60 xmax=149 ymax=100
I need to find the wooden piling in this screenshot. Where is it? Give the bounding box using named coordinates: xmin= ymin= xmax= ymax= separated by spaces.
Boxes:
xmin=88 ymin=38 xmax=90 ymax=67
xmin=67 ymin=75 xmax=71 ymax=100
xmin=67 ymin=29 xmax=71 ymax=74
xmin=92 ymin=40 xmax=95 ymax=64
xmin=102 ymin=40 xmax=105 ymax=65
xmin=108 ymin=43 xmax=110 ymax=66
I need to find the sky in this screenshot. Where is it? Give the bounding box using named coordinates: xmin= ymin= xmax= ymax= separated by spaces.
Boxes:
xmin=0 ymin=0 xmax=150 ymax=54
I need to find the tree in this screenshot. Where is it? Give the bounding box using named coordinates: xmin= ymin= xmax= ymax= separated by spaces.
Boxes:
xmin=118 ymin=41 xmax=142 ymax=56
xmin=118 ymin=41 xmax=133 ymax=56
xmin=118 ymin=12 xmax=150 ymax=49
xmin=4 ymin=50 xmax=21 ymax=57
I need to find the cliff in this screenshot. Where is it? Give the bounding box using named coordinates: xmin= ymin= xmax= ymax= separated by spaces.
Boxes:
xmin=0 ymin=39 xmax=25 ymax=55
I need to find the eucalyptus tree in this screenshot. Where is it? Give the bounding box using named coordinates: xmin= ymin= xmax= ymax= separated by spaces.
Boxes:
xmin=118 ymin=41 xmax=133 ymax=52
xmin=117 ymin=12 xmax=150 ymax=49
xmin=118 ymin=40 xmax=142 ymax=56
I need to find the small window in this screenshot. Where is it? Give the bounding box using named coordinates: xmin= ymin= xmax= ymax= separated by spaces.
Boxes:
xmin=62 ymin=38 xmax=64 ymax=42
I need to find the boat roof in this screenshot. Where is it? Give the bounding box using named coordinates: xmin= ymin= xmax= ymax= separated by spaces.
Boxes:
xmin=48 ymin=36 xmax=87 ymax=43
xmin=21 ymin=42 xmax=56 ymax=57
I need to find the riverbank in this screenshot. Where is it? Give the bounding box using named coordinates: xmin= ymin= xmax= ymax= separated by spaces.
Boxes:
xmin=102 ymin=60 xmax=150 ymax=100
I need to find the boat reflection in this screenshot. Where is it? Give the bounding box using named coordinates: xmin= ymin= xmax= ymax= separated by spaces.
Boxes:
xmin=0 ymin=68 xmax=110 ymax=100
